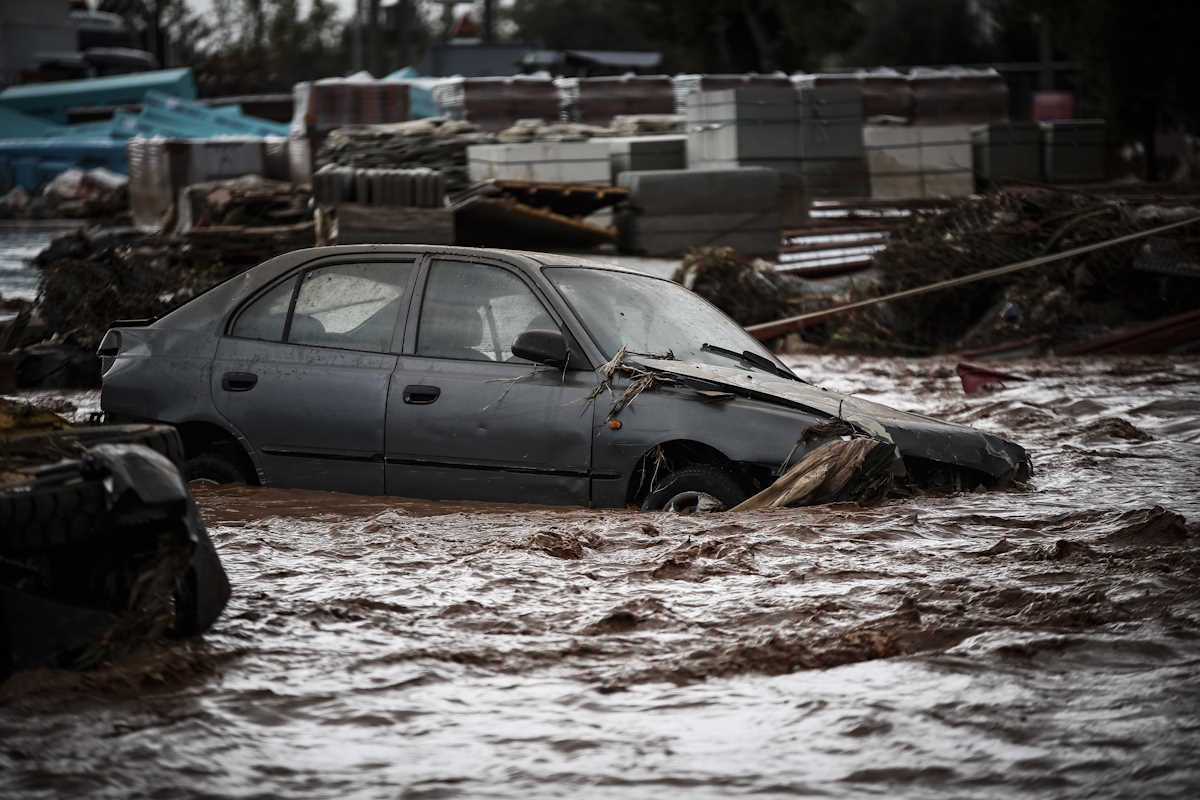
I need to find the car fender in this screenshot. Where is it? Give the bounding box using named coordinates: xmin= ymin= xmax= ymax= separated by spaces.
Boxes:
xmin=590 ymin=385 xmax=826 ymax=506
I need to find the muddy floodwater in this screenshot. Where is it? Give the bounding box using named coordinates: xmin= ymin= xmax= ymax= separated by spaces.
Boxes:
xmin=3 ymin=354 xmax=1200 ymax=798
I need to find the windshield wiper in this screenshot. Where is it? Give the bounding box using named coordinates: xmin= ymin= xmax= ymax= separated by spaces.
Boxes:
xmin=701 ymin=343 xmax=803 ymax=383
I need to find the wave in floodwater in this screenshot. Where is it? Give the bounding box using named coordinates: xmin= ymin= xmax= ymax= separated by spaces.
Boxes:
xmin=2 ymin=355 xmax=1200 ymax=798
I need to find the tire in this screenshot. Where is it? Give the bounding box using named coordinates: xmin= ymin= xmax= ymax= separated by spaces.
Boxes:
xmin=0 ymin=464 xmax=109 ymax=555
xmin=185 ymin=452 xmax=247 ymax=485
xmin=640 ymin=464 xmax=748 ymax=512
xmin=10 ymin=424 xmax=185 ymax=471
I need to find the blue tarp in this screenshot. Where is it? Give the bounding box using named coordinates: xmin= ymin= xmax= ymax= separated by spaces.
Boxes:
xmin=0 ymin=71 xmax=289 ymax=191
xmin=0 ymin=139 xmax=128 ymax=193
xmin=0 ymin=68 xmax=196 ymax=124
xmin=0 ymin=107 xmax=65 ymax=138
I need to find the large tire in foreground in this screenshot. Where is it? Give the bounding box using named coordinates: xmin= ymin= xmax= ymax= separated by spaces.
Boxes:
xmin=0 ymin=469 xmax=109 ymax=555
xmin=640 ymin=464 xmax=749 ymax=512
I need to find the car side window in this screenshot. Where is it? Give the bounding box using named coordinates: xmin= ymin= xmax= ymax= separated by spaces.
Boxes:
xmin=287 ymin=262 xmax=415 ymax=353
xmin=230 ymin=276 xmax=297 ymax=341
xmin=417 ymin=260 xmax=555 ymax=363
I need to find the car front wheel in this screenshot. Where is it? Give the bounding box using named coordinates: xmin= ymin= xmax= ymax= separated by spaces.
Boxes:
xmin=640 ymin=464 xmax=748 ymax=512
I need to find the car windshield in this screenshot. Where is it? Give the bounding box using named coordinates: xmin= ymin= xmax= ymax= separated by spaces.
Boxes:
xmin=545 ymin=266 xmax=783 ymax=370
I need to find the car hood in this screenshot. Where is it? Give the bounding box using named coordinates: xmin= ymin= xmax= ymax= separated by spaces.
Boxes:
xmin=633 ymin=357 xmax=1030 ymax=482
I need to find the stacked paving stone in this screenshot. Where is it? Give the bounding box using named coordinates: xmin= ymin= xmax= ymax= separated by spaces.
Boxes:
xmin=602 ymin=135 xmax=687 ymax=182
xmin=616 ymin=167 xmax=780 ymax=256
xmin=312 ymin=165 xmax=445 ymax=207
xmin=317 ymin=117 xmax=494 ymax=194
xmin=1039 ymin=120 xmax=1106 ymax=183
xmin=466 ymin=141 xmax=611 ymax=184
xmin=557 ymin=75 xmax=676 ymax=126
xmin=864 ymin=125 xmax=975 ymax=199
xmin=970 ymin=122 xmax=1042 ymax=186
xmin=685 ymin=86 xmax=869 ymax=199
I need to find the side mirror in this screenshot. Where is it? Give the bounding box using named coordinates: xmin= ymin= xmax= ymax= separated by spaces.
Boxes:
xmin=512 ymin=329 xmax=570 ymax=367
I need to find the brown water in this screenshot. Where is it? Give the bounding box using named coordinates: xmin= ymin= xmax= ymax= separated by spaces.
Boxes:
xmin=3 ymin=355 xmax=1200 ymax=798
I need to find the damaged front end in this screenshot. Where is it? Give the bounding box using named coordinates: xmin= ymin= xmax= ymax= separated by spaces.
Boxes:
xmin=602 ymin=354 xmax=1031 ymax=510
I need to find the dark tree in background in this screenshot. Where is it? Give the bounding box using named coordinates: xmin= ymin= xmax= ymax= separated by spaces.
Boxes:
xmin=508 ymin=0 xmax=863 ymax=74
xmin=1033 ymin=0 xmax=1200 ymax=180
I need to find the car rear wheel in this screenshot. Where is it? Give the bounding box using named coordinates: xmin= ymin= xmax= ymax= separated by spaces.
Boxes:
xmin=640 ymin=464 xmax=748 ymax=512
xmin=185 ymin=452 xmax=248 ymax=485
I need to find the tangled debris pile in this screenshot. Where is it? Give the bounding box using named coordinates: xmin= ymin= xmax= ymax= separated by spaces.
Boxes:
xmin=318 ymin=117 xmax=495 ymax=194
xmin=34 ymin=223 xmax=313 ymax=348
xmin=673 ymin=246 xmax=826 ymax=327
xmin=828 ymin=187 xmax=1200 ymax=353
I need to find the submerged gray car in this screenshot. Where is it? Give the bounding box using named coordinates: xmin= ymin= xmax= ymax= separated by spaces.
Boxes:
xmin=99 ymin=245 xmax=1030 ymax=509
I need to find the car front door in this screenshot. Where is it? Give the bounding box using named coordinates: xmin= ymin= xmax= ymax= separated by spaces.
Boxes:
xmin=384 ymin=256 xmax=596 ymax=505
xmin=211 ymin=256 xmax=417 ymax=493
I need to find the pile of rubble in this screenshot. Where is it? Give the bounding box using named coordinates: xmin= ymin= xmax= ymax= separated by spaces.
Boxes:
xmin=829 ymin=187 xmax=1200 ymax=354
xmin=317 ymin=117 xmax=494 ymax=194
xmin=174 ymin=175 xmax=310 ymax=232
xmin=0 ymin=168 xmax=129 ymax=222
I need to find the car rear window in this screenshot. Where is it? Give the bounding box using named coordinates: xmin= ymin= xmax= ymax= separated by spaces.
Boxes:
xmin=230 ymin=277 xmax=296 ymax=342
xmin=288 ymin=263 xmax=414 ymax=352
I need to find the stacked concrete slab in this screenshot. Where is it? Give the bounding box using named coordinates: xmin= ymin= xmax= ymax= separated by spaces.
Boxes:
xmin=971 ymin=122 xmax=1041 ymax=185
xmin=863 ymin=125 xmax=974 ymax=199
xmin=467 ymin=141 xmax=610 ymax=184
xmin=686 ymin=86 xmax=868 ymax=198
xmin=1040 ymin=120 xmax=1106 ymax=183
xmin=672 ymin=74 xmax=793 ymax=115
xmin=312 ymin=165 xmax=445 ymax=208
xmin=603 ymin=134 xmax=687 ymax=182
xmin=616 ymin=167 xmax=780 ymax=256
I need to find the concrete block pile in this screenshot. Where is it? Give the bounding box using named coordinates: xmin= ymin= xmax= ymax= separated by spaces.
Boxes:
xmin=616 ymin=167 xmax=780 ymax=256
xmin=970 ymin=122 xmax=1041 ymax=185
xmin=685 ymin=86 xmax=869 ymax=199
xmin=863 ymin=125 xmax=974 ymax=199
xmin=467 ymin=141 xmax=610 ymax=184
xmin=1039 ymin=120 xmax=1106 ymax=183
xmin=312 ymin=165 xmax=445 ymax=208
xmin=602 ymin=135 xmax=687 ymax=182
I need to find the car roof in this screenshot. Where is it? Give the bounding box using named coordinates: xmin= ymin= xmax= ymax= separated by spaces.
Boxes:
xmin=269 ymin=244 xmax=654 ymax=277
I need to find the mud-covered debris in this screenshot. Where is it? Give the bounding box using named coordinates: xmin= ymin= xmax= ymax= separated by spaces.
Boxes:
xmin=528 ymin=530 xmax=587 ymax=559
xmin=672 ymin=246 xmax=821 ymax=327
xmin=733 ymin=433 xmax=898 ymax=510
xmin=587 ymin=344 xmax=680 ymax=420
xmin=829 ymin=187 xmax=1200 ymax=354
xmin=34 ymin=223 xmax=314 ymax=348
xmin=1080 ymin=417 xmax=1154 ymax=442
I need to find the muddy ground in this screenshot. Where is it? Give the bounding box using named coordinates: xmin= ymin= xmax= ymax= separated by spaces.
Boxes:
xmin=2 ymin=354 xmax=1199 ymax=798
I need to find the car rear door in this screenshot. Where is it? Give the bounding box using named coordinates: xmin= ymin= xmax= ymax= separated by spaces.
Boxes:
xmin=211 ymin=256 xmax=418 ymax=493
xmin=384 ymin=255 xmax=596 ymax=505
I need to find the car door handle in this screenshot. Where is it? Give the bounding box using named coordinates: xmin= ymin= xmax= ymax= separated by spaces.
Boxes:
xmin=221 ymin=371 xmax=258 ymax=392
xmin=403 ymin=385 xmax=440 ymax=405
